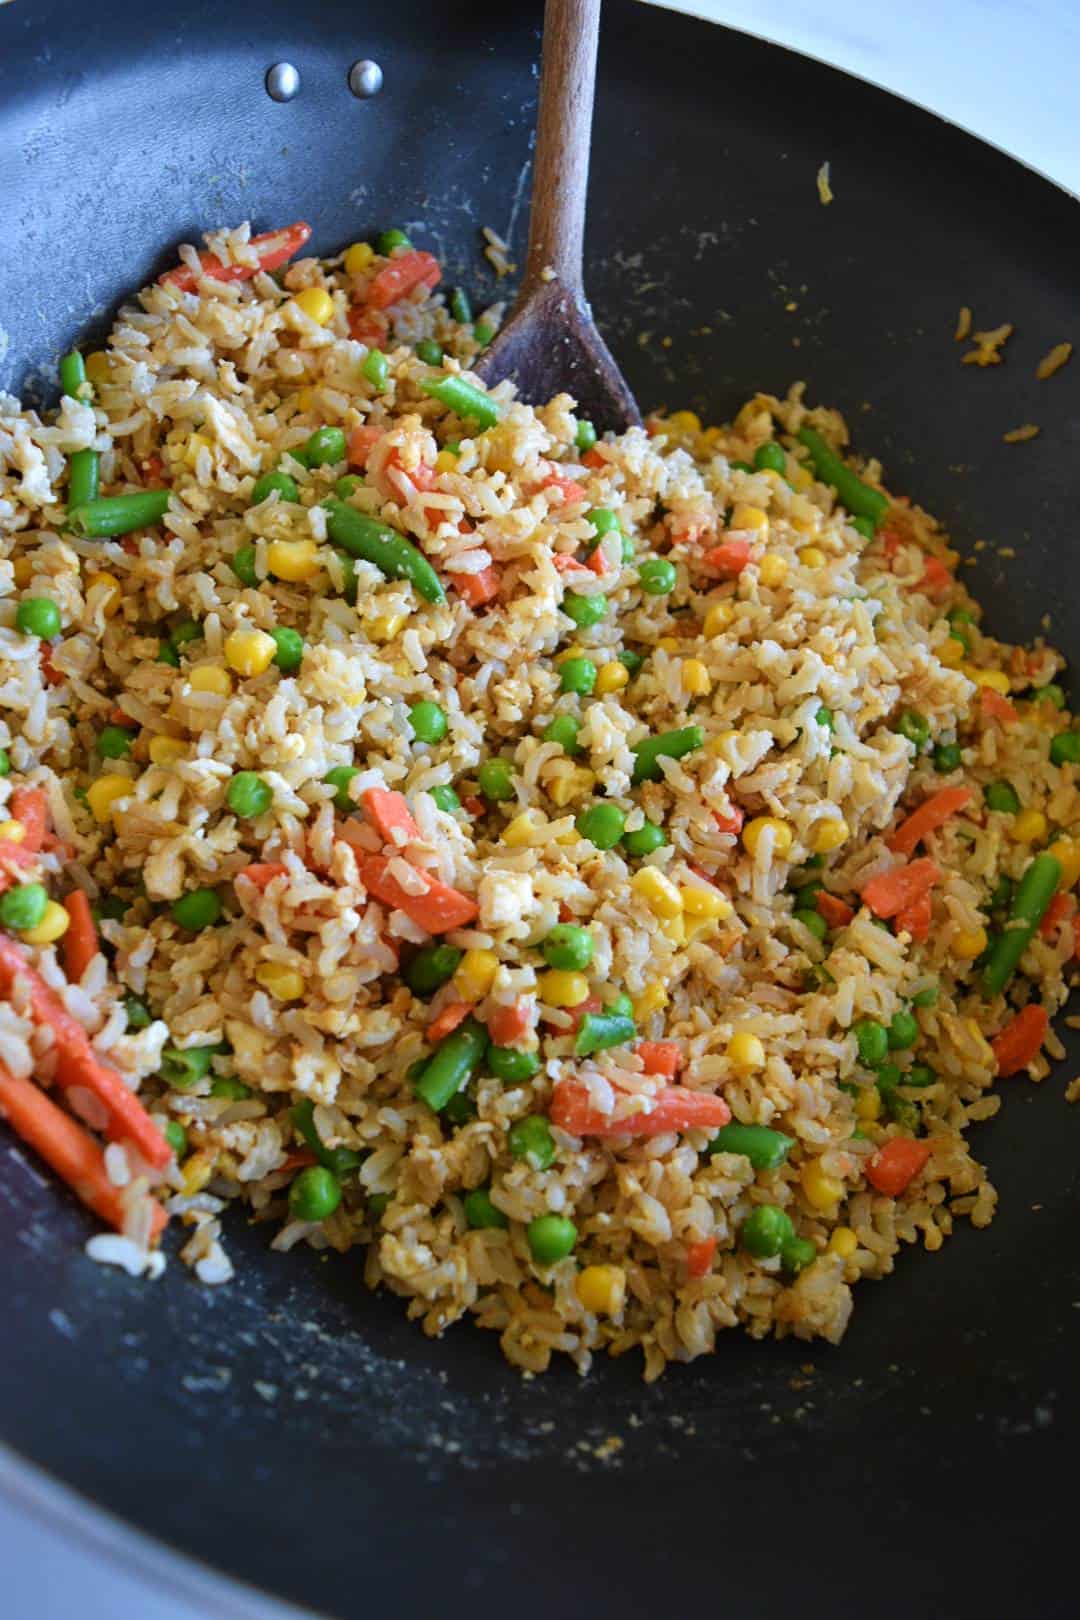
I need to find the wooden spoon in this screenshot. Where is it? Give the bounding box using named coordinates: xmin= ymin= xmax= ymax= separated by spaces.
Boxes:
xmin=473 ymin=0 xmax=640 ymax=432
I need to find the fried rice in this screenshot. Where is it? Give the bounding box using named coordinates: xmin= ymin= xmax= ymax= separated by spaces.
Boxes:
xmin=1 ymin=220 xmax=1078 ymax=1379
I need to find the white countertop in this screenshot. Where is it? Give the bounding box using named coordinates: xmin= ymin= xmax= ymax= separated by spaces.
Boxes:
xmin=5 ymin=5 xmax=1079 ymax=1618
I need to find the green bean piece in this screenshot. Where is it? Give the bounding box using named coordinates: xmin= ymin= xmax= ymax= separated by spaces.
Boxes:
xmin=896 ymin=710 xmax=930 ymax=748
xmin=291 ymin=1098 xmax=365 ymax=1175
xmin=707 ymin=1123 xmax=793 ymax=1170
xmin=67 ymin=449 xmax=100 ymax=509
xmin=232 ymin=546 xmax=258 ymax=587
xmin=631 ymin=725 xmax=704 ymax=784
xmin=68 ymin=491 xmax=170 ymax=538
xmin=852 ymin=515 xmax=875 ymax=541
xmin=210 ymin=1077 xmax=253 ymax=1100
xmin=0 ymin=751 xmax=10 ymax=777
xmin=982 ymin=852 xmax=1062 ymax=995
xmin=59 ymin=350 xmax=88 ymax=399
xmin=404 ymin=944 xmax=463 ymax=997
xmin=413 ymin=1017 xmax=488 ymax=1112
xmin=163 ymin=1120 xmax=188 ymax=1159
xmin=324 ymin=498 xmax=445 ymax=604
xmin=421 ymin=373 xmax=501 ymax=430
xmin=796 ymin=426 xmax=889 ymax=524
xmin=488 ymin=1047 xmax=540 ymax=1083
xmin=473 ymin=321 xmax=495 ymax=349
xmin=159 ymin=1044 xmax=216 ymax=1091
xmin=443 ymin=1090 xmax=478 ymax=1126
xmin=574 ymin=1012 xmax=635 ymax=1057
xmin=448 ymin=287 xmax=473 ymax=325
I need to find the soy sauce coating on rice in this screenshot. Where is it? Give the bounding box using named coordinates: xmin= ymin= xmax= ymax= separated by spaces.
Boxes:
xmin=0 ymin=219 xmax=1078 ymax=1376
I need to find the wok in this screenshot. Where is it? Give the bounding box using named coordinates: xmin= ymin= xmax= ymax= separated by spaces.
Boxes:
xmin=2 ymin=2 xmax=1078 ymax=1616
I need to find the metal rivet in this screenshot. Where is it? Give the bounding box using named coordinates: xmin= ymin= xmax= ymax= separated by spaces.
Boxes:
xmin=266 ymin=62 xmax=301 ymax=103
xmin=348 ymin=59 xmax=384 ymax=99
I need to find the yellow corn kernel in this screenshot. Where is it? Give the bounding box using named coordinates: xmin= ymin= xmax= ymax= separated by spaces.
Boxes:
xmin=760 ymin=468 xmax=786 ymax=488
xmin=812 ymin=817 xmax=850 ymax=855
xmin=0 ymin=820 xmax=23 ymax=844
xmin=224 ymin=627 xmax=277 ymax=678
xmin=1011 ymin=808 xmax=1048 ymax=843
xmin=501 ymin=810 xmax=546 ymax=848
xmin=656 ymin=636 xmax=682 ymax=654
xmin=266 ymin=539 xmax=320 ymax=583
xmin=575 ymin=1264 xmax=626 ymax=1316
xmin=21 ymin=900 xmax=71 ymax=946
xmin=183 ymin=431 xmax=212 ymax=470
xmin=730 ymin=503 xmax=768 ymax=533
xmin=742 ymin=816 xmax=794 ymax=861
xmin=631 ymin=866 xmax=684 ymax=919
xmin=86 ymin=572 xmax=122 ymax=617
xmin=727 ymin=1030 xmax=765 ymax=1071
xmin=86 ymin=774 xmax=132 ymax=824
xmin=1049 ymin=838 xmax=1080 ymax=890
xmin=633 ymin=981 xmax=669 ymax=1020
xmin=292 ymin=286 xmax=335 ymax=326
xmin=547 ymin=766 xmax=594 ymax=808
xmin=557 ymin=645 xmax=586 ymax=664
xmin=254 ymin=961 xmax=305 ymax=1001
xmin=344 ymin=242 xmax=375 ymax=275
xmin=188 ymin=665 xmax=233 ymax=697
xmin=659 ymin=913 xmax=686 ymax=947
xmin=953 ymin=926 xmax=988 ymax=960
xmin=11 ymin=558 xmax=34 ymax=588
xmin=961 ymin=663 xmax=1010 ymax=694
xmin=854 ymin=1086 xmax=882 ymax=1121
xmin=758 ymin=553 xmax=788 ymax=589
xmin=681 ymin=659 xmax=711 ymax=697
xmin=799 ymin=545 xmax=827 ymax=569
xmin=703 ymin=600 xmax=734 ymax=637
xmin=181 ymin=1151 xmax=215 ymax=1197
xmin=667 ymin=410 xmax=701 ymax=435
xmin=789 ymin=464 xmax=815 ymax=493
xmin=801 ymin=1158 xmax=844 ymax=1211
xmin=370 ymin=611 xmax=407 ymax=644
xmin=938 ymin=635 xmax=966 ymax=668
xmin=84 ymin=351 xmax=113 ymax=385
xmin=295 ymin=387 xmax=315 ymax=415
xmin=828 ymin=1226 xmax=859 ymax=1258
xmin=679 ymin=885 xmax=732 ymax=919
xmin=791 ymin=511 xmax=820 ymax=536
xmin=538 ymin=969 xmax=590 ymax=1008
xmin=148 ymin=735 xmax=186 ymax=766
xmin=595 ymin=660 xmax=629 ymax=696
xmin=434 ymin=449 xmax=458 ymax=474
xmin=454 ymin=948 xmax=499 ymax=1003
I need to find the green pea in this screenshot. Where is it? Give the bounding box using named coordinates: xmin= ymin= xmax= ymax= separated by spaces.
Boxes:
xmin=854 ymin=1018 xmax=888 ymax=1067
xmin=985 ymin=780 xmax=1020 ymax=814
xmin=947 ymin=608 xmax=975 ymax=629
xmin=226 ymin=772 xmax=272 ymax=819
xmin=334 ymin=475 xmax=364 ymax=500
xmin=448 ymin=287 xmax=472 ymax=324
xmin=95 ymin=896 xmax=127 ymax=922
xmin=163 ymin=1120 xmax=188 ymax=1159
xmin=123 ymin=994 xmax=152 ymax=1030
xmin=508 ymin=1114 xmax=555 ymax=1170
xmin=489 ymin=1046 xmax=540 ymax=1082
xmin=576 ymin=802 xmax=625 ymax=850
xmin=477 ymin=758 xmax=515 ymax=802
xmin=16 ymin=598 xmax=61 ymax=639
xmin=210 ymin=1076 xmax=253 ymax=1100
xmin=323 ymin=765 xmax=360 ymax=812
xmin=887 ymin=1009 xmax=919 ymax=1050
xmin=1050 ymin=731 xmax=1080 ymax=766
xmin=562 ymin=591 xmax=607 ymax=627
xmin=1031 ymin=683 xmax=1065 ymax=709
xmin=542 ymin=923 xmax=593 ymax=972
xmin=638 ymin=557 xmax=678 ymax=595
xmin=585 ymin=507 xmax=619 ymax=537
xmin=793 ymin=908 xmax=827 ymax=941
xmin=289 ymin=1165 xmax=342 ymax=1222
xmin=250 ymin=470 xmax=298 ymax=507
xmin=443 ymin=1091 xmax=477 ymax=1128
xmin=885 ymin=1093 xmax=921 ymax=1132
xmin=362 ymin=349 xmax=389 ymax=393
xmin=430 ymin=785 xmax=461 ymax=814
xmin=404 ymin=944 xmax=463 ymax=997
xmin=707 ymin=1123 xmax=793 ymax=1170
xmin=170 ymin=619 xmax=202 ymax=650
xmin=781 ymin=1235 xmax=818 ymax=1275
xmin=305 ymin=427 xmax=347 ymax=468
xmin=543 ymin=715 xmax=583 ymax=756
xmin=740 ymin=1204 xmax=795 ymax=1259
xmin=575 ymin=419 xmax=598 ymax=453
xmin=268 ymin=626 xmax=304 ymax=672
xmin=753 ymin=442 xmax=787 ymax=473
xmin=171 ymin=888 xmax=223 ymax=931
xmin=730 ymin=460 xmax=755 ymax=474
xmin=618 ymin=649 xmax=644 ymax=677
xmin=473 ymin=321 xmax=495 ymax=348
xmin=559 ymin=657 xmax=597 ymax=695
xmin=815 ymin=706 xmax=834 ymax=731
xmin=874 ymin=1063 xmax=902 ymax=1095
xmin=0 ymin=883 xmax=48 ymax=931
xmin=911 ymin=982 xmax=939 ymax=1008
xmin=526 ymin=1214 xmax=577 ymax=1264
xmin=414 ymin=339 xmax=444 ymax=366
xmin=409 ymin=700 xmax=448 ymax=745
xmin=622 ymin=820 xmax=666 ymax=857
xmin=281 ymin=444 xmax=312 ymax=471
xmin=376 ymin=228 xmax=411 ymax=255
xmin=933 ymin=742 xmax=962 ymax=774
xmin=232 ymin=546 xmax=258 ymax=586
xmin=896 ymin=710 xmax=930 ymax=748
xmin=97 ymin=725 xmax=133 ymax=759
xmin=367 ymin=1191 xmax=391 ymax=1220
xmin=463 ymin=1187 xmax=508 ymax=1229
xmin=906 ymin=1064 xmax=937 ymax=1088
xmin=0 ymin=750 xmax=10 ymax=777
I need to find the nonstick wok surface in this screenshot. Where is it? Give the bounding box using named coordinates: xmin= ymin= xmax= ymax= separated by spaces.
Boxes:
xmin=2 ymin=3 xmax=1079 ymax=1616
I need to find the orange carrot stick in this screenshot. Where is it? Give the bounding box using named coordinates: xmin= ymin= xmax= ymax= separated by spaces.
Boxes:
xmin=358 ymin=854 xmax=478 ymax=934
xmin=686 ymin=1236 xmax=717 ymax=1278
xmin=865 ymin=1136 xmax=932 ymax=1196
xmin=366 ymin=250 xmax=441 ymax=310
xmin=636 ymin=1040 xmax=682 ymax=1079
xmin=361 ymin=787 xmax=419 ymax=845
xmin=980 ymin=687 xmax=1019 ymax=726
xmin=10 ymin=786 xmax=48 ymax=853
xmin=895 ymin=888 xmax=932 ymax=942
xmin=0 ymin=936 xmax=170 ymax=1169
xmin=860 ymin=858 xmax=942 ymax=919
xmin=551 ymin=1079 xmax=730 ymax=1138
xmin=991 ymin=1004 xmax=1049 ymax=1077
xmin=235 ymin=862 xmax=289 ymax=890
xmin=0 ymin=1064 xmax=166 ymax=1238
xmin=703 ymin=539 xmax=752 ymax=577
xmin=454 ymin=566 xmax=500 ymax=608
xmin=815 ymin=891 xmax=854 ymax=929
xmin=486 ymin=999 xmax=532 ymax=1047
xmin=427 ymin=1000 xmax=474 ymax=1044
xmin=62 ymin=890 xmax=99 ymax=983
xmin=888 ymin=786 xmax=973 ymax=858
xmin=347 ymin=424 xmax=383 ymax=468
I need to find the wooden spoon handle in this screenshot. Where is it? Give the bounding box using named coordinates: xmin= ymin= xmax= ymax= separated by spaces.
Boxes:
xmin=523 ymin=0 xmax=602 ymax=297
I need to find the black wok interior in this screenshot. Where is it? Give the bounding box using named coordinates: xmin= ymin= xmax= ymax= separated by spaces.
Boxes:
xmin=2 ymin=3 xmax=1079 ymax=1616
